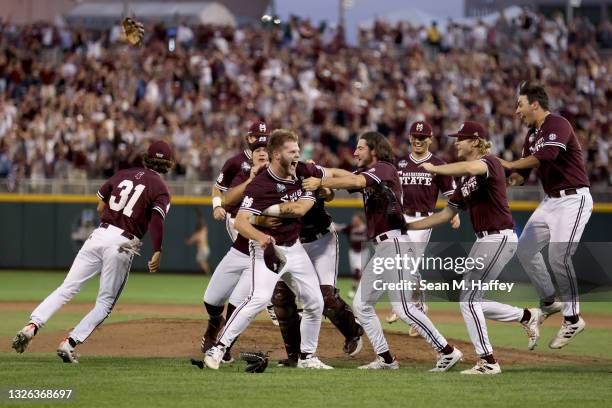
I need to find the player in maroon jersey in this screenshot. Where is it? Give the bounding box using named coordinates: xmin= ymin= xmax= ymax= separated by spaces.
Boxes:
xmin=499 ymin=81 xmax=593 ymax=348
xmin=337 ymin=212 xmax=368 ymax=299
xmin=12 ymin=141 xmax=173 ymax=363
xmin=303 ymin=131 xmax=463 ymax=371
xmin=407 ymin=121 xmax=542 ymax=374
xmin=387 ymin=120 xmax=460 ymax=329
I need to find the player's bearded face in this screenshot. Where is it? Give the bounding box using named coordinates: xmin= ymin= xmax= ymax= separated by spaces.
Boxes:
xmin=516 ymin=95 xmax=536 ymax=127
xmin=354 ymin=139 xmax=373 ymax=167
xmin=279 ymin=141 xmax=300 ymax=175
xmin=410 ymin=135 xmax=431 ymax=154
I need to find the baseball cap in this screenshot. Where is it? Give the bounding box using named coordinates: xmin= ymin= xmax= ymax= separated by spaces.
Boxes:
xmin=409 ymin=121 xmax=433 ymax=137
xmin=147 ymin=140 xmax=173 ymax=161
xmin=248 ymin=121 xmax=270 ymax=136
xmin=448 ymin=121 xmax=488 ymax=139
xmin=249 ymin=134 xmax=269 ymax=151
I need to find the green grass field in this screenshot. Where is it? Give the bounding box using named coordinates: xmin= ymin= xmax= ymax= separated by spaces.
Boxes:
xmin=1 ymin=270 xmax=611 ymax=408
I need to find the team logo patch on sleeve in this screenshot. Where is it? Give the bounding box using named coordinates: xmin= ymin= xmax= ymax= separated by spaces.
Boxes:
xmin=276 ymin=183 xmax=287 ymax=193
xmin=241 ymin=162 xmax=252 ymax=172
xmin=548 ymin=133 xmax=557 ymax=141
xmin=241 ymin=196 xmax=253 ymax=208
xmin=398 ymin=160 xmax=408 ymax=169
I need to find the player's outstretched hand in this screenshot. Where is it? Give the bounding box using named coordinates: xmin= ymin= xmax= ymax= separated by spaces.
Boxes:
xmin=213 ymin=206 xmax=227 ymax=221
xmin=496 ymin=157 xmax=513 ymax=170
xmin=507 ymin=173 xmax=524 ymax=187
xmin=450 ymin=214 xmax=461 ymax=229
xmin=302 ymin=177 xmax=322 ymax=191
xmin=148 ymin=251 xmax=161 ymax=273
xmin=258 ymin=235 xmax=275 ymax=250
xmin=419 ymin=163 xmax=436 ymax=174
xmin=256 ymin=216 xmax=282 ymax=229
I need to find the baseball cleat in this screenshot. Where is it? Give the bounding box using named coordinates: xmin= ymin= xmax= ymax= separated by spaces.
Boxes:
xmin=343 ymin=336 xmax=363 ymax=356
xmin=221 ymin=350 xmax=235 ymax=364
xmin=12 ymin=323 xmax=38 ymax=353
xmin=460 ymin=359 xmax=501 ymax=375
xmin=358 ymin=356 xmax=399 ymax=370
xmin=386 ymin=313 xmax=399 ymax=324
xmin=347 ymin=289 xmax=356 ymax=299
xmin=408 ymin=326 xmax=419 ymax=337
xmin=522 ymin=308 xmax=542 ymax=350
xmin=430 ymin=347 xmax=463 ymax=372
xmin=57 ymin=338 xmax=79 ymax=363
xmin=204 ymin=345 xmax=225 ymax=370
xmin=539 ymin=301 xmax=563 ymax=324
xmin=277 ymin=358 xmax=298 ymax=368
xmin=297 ymin=355 xmax=333 ymax=369
xmin=266 ymin=305 xmax=279 ymax=326
xmin=549 ymin=317 xmax=585 ymax=349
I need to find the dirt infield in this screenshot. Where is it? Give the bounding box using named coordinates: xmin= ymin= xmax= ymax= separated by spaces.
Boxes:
xmin=1 ymin=302 xmax=606 ymax=365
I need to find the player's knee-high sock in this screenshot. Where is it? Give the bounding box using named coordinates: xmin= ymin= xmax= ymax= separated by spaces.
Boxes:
xmin=224 ymin=303 xmax=239 ymax=354
xmin=201 ymin=302 xmax=225 ymax=353
xmin=320 ymin=285 xmax=363 ymax=340
xmin=272 ymin=282 xmax=301 ymax=361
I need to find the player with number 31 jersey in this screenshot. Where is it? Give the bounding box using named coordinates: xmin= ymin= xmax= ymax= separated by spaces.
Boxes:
xmin=12 ymin=140 xmax=173 ymax=364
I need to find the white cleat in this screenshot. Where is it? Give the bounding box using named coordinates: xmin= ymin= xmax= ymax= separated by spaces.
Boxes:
xmin=522 ymin=308 xmax=542 ymax=350
xmin=204 ymin=345 xmax=225 ymax=370
xmin=12 ymin=323 xmax=37 ymax=353
xmin=358 ymin=356 xmax=399 ymax=370
xmin=57 ymin=339 xmax=79 ymax=364
xmin=430 ymin=348 xmax=463 ymax=372
xmin=539 ymin=301 xmax=563 ymax=324
xmin=386 ymin=313 xmax=399 ymax=324
xmin=266 ymin=306 xmax=280 ymax=326
xmin=461 ymin=359 xmax=501 ymax=375
xmin=297 ymin=355 xmax=333 ymax=369
xmin=549 ymin=317 xmax=586 ymax=349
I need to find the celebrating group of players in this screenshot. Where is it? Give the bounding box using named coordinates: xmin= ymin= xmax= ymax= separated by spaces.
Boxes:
xmin=12 ymin=82 xmax=592 ymax=374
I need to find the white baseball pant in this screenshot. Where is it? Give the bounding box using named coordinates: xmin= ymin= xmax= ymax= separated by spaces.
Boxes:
xmin=460 ymin=230 xmax=523 ymax=357
xmin=203 ymin=248 xmax=251 ymax=307
xmin=516 ymin=188 xmax=593 ymax=317
xmin=353 ymin=231 xmax=450 ymax=354
xmin=30 ymin=225 xmax=135 ymax=343
xmin=218 ymin=241 xmax=324 ymax=354
xmin=301 ymin=228 xmax=339 ymax=286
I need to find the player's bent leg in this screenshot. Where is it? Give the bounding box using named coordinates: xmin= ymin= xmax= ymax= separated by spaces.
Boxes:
xmin=272 ymin=281 xmax=301 ymax=365
xmin=320 ymin=285 xmax=363 ymax=356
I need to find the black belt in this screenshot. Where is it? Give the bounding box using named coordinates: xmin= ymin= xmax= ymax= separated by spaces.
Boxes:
xmin=475 ymin=230 xmax=500 ymax=238
xmin=405 ymin=210 xmax=433 ymax=217
xmin=100 ymin=222 xmax=136 ymax=240
xmin=300 ymin=228 xmax=330 ymax=244
xmin=275 ymin=239 xmax=297 ymax=247
xmin=549 ymin=188 xmax=578 ymax=198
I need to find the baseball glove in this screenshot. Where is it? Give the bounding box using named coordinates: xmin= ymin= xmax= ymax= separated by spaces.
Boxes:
xmin=240 ymin=351 xmax=269 ymax=373
xmin=122 ymin=17 xmax=145 ymax=46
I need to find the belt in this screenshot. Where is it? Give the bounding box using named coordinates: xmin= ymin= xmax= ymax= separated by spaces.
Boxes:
xmin=300 ymin=228 xmax=330 ymax=244
xmin=275 ymin=239 xmax=297 ymax=247
xmin=475 ymin=230 xmax=500 ymax=238
xmin=100 ymin=222 xmax=136 ymax=240
xmin=405 ymin=211 xmax=433 ymax=217
xmin=373 ymin=229 xmax=403 ymax=244
xmin=549 ymin=188 xmax=578 ymax=198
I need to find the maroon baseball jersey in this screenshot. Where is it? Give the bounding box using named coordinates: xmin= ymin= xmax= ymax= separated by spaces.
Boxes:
xmin=521 ymin=114 xmax=590 ymax=195
xmin=232 ymin=234 xmax=249 ymax=255
xmin=448 ymin=155 xmax=514 ymax=234
xmin=215 ymin=150 xmax=253 ymax=216
xmin=397 ymin=153 xmax=455 ymax=213
xmin=356 ymin=161 xmax=405 ymax=239
xmin=239 ymin=167 xmax=316 ymax=245
xmin=97 ymin=168 xmax=171 ymax=238
xmin=296 ymin=162 xmax=332 ymax=237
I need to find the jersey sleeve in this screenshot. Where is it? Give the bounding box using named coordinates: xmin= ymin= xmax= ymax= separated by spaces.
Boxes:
xmin=517 ymin=135 xmax=533 ymax=180
xmin=151 ymin=185 xmax=171 ymax=220
xmin=447 ymin=186 xmax=466 ymax=211
xmin=533 ymin=119 xmax=572 ymax=162
xmin=478 ymin=156 xmax=497 ymax=179
xmin=239 ymin=181 xmax=266 ymax=215
xmin=362 ymin=163 xmax=385 ymax=187
xmin=298 ymin=190 xmax=317 ymax=201
xmin=97 ymin=178 xmax=113 ymax=202
xmin=214 ymin=159 xmax=239 ymax=191
xmin=438 ymin=174 xmax=456 ymax=197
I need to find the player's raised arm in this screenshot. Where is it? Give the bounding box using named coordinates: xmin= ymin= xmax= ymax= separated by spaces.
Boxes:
xmin=303 ymin=173 xmax=367 ymax=191
xmin=420 ymin=160 xmax=487 ymax=177
xmin=407 ymin=206 xmax=458 ymax=231
xmin=261 ymin=195 xmax=316 ymax=218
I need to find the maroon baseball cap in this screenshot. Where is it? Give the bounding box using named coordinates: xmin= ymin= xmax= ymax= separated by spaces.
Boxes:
xmin=248 ymin=121 xmax=270 ymax=136
xmin=448 ymin=121 xmax=488 ymax=139
xmin=409 ymin=121 xmax=433 ymax=137
xmin=147 ymin=140 xmax=173 ymax=161
xmin=249 ymin=134 xmax=269 ymax=151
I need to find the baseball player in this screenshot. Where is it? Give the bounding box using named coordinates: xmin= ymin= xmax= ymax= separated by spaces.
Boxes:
xmin=200 ymin=134 xmax=270 ymax=364
xmin=337 ymin=212 xmax=368 ymax=299
xmin=387 ymin=120 xmax=460 ymax=330
xmin=266 ymin=161 xmax=364 ymax=367
xmin=204 ymin=129 xmax=332 ymax=370
xmin=212 ymin=121 xmax=279 ymax=324
xmin=500 ymin=81 xmax=593 ymax=348
xmin=303 ymin=131 xmax=463 ymax=371
xmin=12 ymin=140 xmax=173 ymax=363
xmin=408 ymin=121 xmax=542 ymax=375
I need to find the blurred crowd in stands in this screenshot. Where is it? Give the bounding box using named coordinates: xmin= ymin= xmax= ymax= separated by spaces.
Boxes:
xmin=0 ymin=8 xmax=610 ymax=189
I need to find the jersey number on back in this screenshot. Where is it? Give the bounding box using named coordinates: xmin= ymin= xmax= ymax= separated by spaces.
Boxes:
xmin=109 ymin=180 xmax=146 ymax=217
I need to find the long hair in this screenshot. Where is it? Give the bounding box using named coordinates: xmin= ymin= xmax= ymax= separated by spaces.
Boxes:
xmin=143 ymin=155 xmax=173 ymax=174
xmin=476 ymin=138 xmax=492 ymax=155
xmin=359 ymin=131 xmax=395 ymax=163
